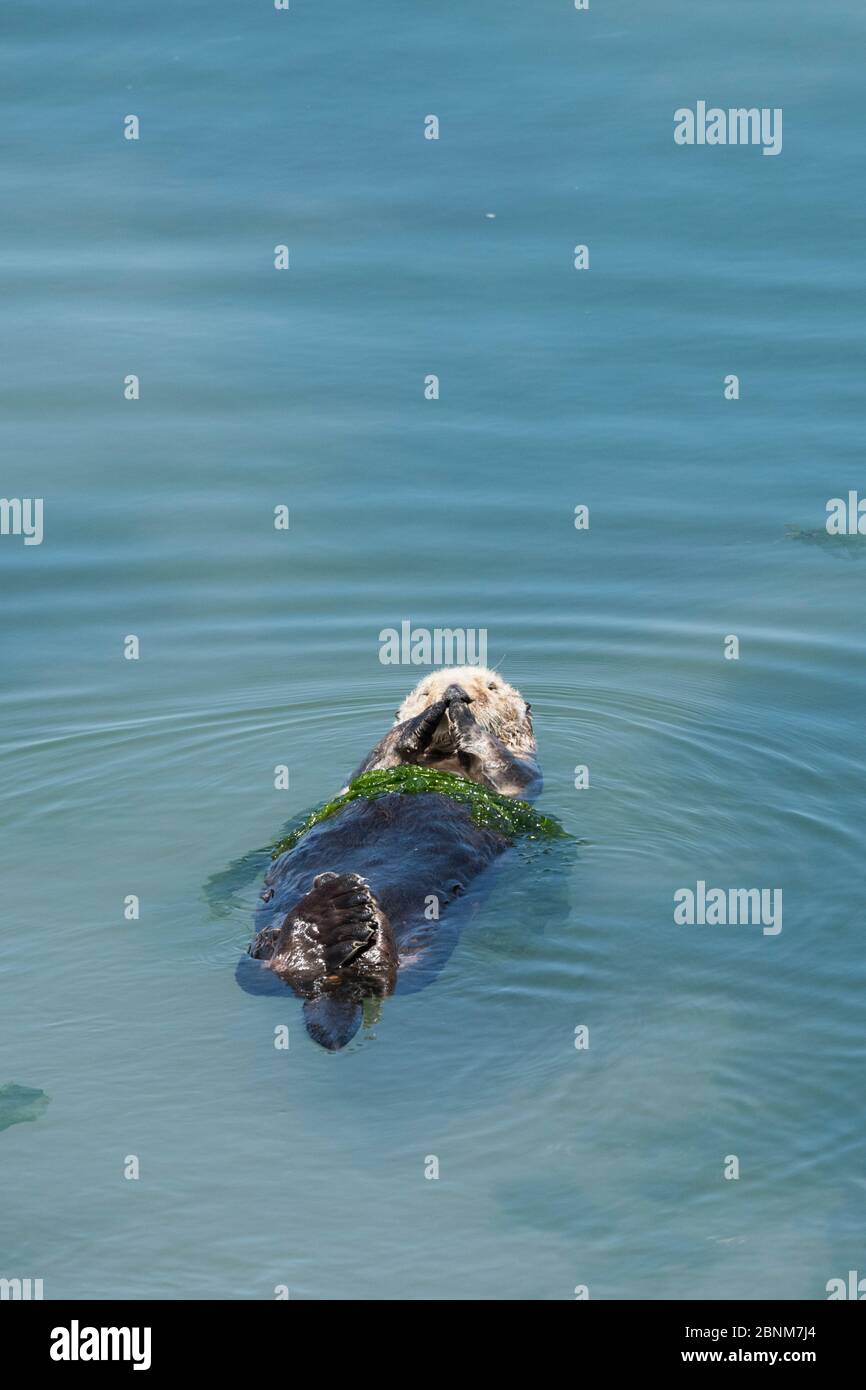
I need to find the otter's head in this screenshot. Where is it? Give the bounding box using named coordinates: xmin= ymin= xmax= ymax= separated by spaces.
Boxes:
xmin=395 ymin=666 xmax=536 ymax=756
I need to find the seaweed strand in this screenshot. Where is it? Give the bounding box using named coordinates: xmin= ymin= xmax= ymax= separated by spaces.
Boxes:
xmin=271 ymin=765 xmax=564 ymax=858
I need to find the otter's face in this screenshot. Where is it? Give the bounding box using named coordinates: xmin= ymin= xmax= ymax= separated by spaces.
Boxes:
xmin=395 ymin=666 xmax=536 ymax=756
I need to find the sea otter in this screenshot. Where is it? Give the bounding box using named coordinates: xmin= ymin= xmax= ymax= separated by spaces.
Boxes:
xmin=243 ymin=667 xmax=540 ymax=1050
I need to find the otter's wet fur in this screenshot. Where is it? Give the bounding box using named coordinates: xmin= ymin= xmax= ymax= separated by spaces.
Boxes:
xmin=238 ymin=667 xmax=541 ymax=1050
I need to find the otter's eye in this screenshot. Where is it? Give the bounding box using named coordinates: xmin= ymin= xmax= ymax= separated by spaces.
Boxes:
xmin=487 ymin=681 xmax=497 ymax=690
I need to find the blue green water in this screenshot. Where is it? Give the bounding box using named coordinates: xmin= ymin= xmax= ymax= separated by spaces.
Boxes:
xmin=1 ymin=0 xmax=864 ymax=1300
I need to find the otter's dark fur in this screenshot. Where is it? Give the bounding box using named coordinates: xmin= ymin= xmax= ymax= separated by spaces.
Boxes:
xmin=240 ymin=667 xmax=540 ymax=1050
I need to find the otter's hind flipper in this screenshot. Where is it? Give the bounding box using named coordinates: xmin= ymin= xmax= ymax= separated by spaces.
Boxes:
xmin=254 ymin=873 xmax=396 ymax=990
xmin=302 ymin=993 xmax=363 ymax=1051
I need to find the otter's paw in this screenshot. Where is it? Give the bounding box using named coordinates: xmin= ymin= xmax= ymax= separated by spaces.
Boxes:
xmin=296 ymin=872 xmax=381 ymax=974
xmin=446 ymin=696 xmax=480 ymax=747
xmin=396 ymin=699 xmax=449 ymax=758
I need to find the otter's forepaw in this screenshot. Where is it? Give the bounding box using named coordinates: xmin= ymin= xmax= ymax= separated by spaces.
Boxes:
xmin=396 ymin=698 xmax=449 ymax=759
xmin=446 ymin=697 xmax=479 ymax=746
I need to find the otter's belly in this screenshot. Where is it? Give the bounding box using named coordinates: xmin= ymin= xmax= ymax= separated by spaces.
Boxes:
xmin=256 ymin=791 xmax=507 ymax=944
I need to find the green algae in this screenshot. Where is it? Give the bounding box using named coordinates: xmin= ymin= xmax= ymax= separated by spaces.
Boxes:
xmin=0 ymin=1082 xmax=50 ymax=1134
xmin=271 ymin=765 xmax=565 ymax=859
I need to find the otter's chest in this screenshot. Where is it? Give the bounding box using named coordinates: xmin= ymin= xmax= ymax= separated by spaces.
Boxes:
xmin=418 ymin=749 xmax=474 ymax=778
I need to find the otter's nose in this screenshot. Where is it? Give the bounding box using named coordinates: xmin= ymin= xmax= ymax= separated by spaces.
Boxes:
xmin=444 ymin=684 xmax=472 ymax=705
